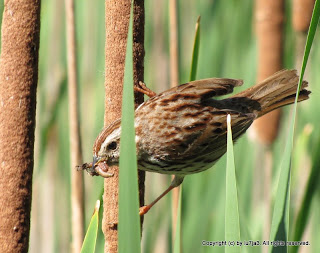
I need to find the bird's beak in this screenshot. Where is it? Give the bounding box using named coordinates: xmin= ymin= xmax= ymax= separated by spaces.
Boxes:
xmin=91 ymin=155 xmax=99 ymax=174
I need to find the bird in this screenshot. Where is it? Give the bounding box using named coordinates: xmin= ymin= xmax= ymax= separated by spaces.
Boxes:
xmin=78 ymin=69 xmax=310 ymax=215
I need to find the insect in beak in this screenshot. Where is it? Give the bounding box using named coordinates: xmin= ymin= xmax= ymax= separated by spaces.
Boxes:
xmin=91 ymin=156 xmax=114 ymax=178
xmin=76 ymin=156 xmax=113 ymax=178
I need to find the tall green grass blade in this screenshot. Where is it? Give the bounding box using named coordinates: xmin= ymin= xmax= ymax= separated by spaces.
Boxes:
xmin=118 ymin=1 xmax=141 ymax=252
xmin=270 ymin=1 xmax=319 ymax=252
xmin=189 ymin=16 xmax=201 ymax=82
xmin=290 ymin=136 xmax=320 ymax=253
xmin=269 ymin=141 xmax=291 ymax=253
xmin=225 ymin=115 xmax=241 ymax=253
xmin=289 ymin=3 xmax=320 ymax=251
xmin=81 ymin=201 xmax=100 ymax=253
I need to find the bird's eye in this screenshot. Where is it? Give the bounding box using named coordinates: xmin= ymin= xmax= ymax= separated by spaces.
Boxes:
xmin=107 ymin=141 xmax=117 ymax=150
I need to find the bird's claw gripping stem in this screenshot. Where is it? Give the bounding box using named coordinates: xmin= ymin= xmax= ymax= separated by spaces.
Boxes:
xmin=134 ymin=81 xmax=157 ymax=98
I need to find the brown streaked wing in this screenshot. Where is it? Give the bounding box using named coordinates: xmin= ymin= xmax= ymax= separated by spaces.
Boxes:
xmin=174 ymin=110 xmax=254 ymax=160
xmin=158 ymin=78 xmax=244 ymax=101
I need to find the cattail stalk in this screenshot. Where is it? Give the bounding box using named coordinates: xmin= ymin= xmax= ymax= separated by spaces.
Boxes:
xmin=169 ymin=0 xmax=181 ymax=243
xmin=0 ymin=1 xmax=41 ymax=252
xmin=103 ymin=0 xmax=145 ymax=251
xmin=293 ymin=0 xmax=315 ymax=70
xmin=254 ymin=2 xmax=284 ymax=252
xmin=65 ymin=0 xmax=85 ymax=252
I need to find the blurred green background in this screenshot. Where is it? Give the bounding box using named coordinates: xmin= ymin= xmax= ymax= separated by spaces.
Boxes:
xmin=0 ymin=0 xmax=318 ymax=252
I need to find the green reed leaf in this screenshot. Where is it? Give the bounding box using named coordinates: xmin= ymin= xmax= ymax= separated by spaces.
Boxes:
xmin=81 ymin=201 xmax=100 ymax=253
xmin=269 ymin=1 xmax=319 ymax=252
xmin=118 ymin=1 xmax=141 ymax=252
xmin=189 ymin=16 xmax=201 ymax=82
xmin=290 ymin=136 xmax=320 ymax=253
xmin=225 ymin=114 xmax=241 ymax=253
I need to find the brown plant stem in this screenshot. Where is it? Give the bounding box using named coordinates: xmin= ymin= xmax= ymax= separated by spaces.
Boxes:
xmin=292 ymin=0 xmax=315 ymax=70
xmin=293 ymin=0 xmax=315 ymax=32
xmin=103 ymin=2 xmax=130 ymax=249
xmin=133 ymin=0 xmax=146 ymax=229
xmin=65 ymin=0 xmax=85 ymax=252
xmin=103 ymin=0 xmax=145 ymax=252
xmin=169 ymin=0 xmax=180 ymax=87
xmin=0 ymin=1 xmax=41 ymax=252
xmin=169 ymin=0 xmax=180 ymax=244
xmin=254 ymin=2 xmax=284 ymax=252
xmin=254 ymin=0 xmax=284 ymax=145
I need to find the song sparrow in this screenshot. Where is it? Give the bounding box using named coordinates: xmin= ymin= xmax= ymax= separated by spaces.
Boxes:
xmin=78 ymin=69 xmax=310 ymax=215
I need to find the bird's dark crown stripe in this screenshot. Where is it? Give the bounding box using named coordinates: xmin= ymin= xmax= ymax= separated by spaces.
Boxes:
xmin=93 ymin=119 xmax=121 ymax=155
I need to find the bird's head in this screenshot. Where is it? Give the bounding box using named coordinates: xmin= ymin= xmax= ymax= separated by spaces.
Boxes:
xmin=90 ymin=119 xmax=121 ymax=177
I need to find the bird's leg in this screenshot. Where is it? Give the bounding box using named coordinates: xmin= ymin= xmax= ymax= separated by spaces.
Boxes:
xmin=134 ymin=81 xmax=157 ymax=98
xmin=139 ymin=175 xmax=184 ymax=216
